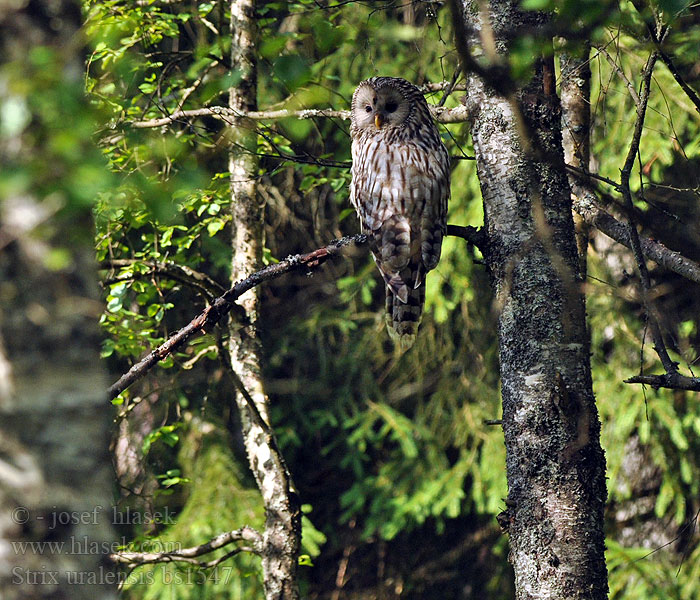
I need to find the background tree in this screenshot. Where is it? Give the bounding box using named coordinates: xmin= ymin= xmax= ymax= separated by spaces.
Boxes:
xmin=83 ymin=0 xmax=700 ymax=598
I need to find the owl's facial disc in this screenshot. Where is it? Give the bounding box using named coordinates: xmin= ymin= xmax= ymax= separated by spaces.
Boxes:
xmin=352 ymin=82 xmax=408 ymax=131
xmin=373 ymin=87 xmax=407 ymax=129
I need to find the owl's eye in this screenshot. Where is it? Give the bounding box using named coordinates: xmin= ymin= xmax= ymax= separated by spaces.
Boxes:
xmin=385 ymin=101 xmax=398 ymax=113
xmin=365 ymin=105 xmax=372 ymax=113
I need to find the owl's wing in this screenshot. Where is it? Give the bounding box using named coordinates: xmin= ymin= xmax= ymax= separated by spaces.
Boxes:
xmin=419 ymin=143 xmax=450 ymax=277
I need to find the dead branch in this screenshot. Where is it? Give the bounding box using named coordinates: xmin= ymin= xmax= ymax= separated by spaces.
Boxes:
xmin=571 ymin=183 xmax=700 ymax=285
xmin=618 ymin=51 xmax=679 ymax=377
xmin=631 ymin=0 xmax=700 ymax=116
xmin=110 ymin=526 xmax=263 ymax=568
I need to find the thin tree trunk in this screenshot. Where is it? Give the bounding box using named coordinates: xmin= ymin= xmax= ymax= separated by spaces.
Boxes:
xmin=227 ymin=1 xmax=300 ymax=598
xmin=453 ymin=2 xmax=608 ymax=597
xmin=0 ymin=2 xmax=116 ymax=598
xmin=560 ymin=43 xmax=592 ymax=278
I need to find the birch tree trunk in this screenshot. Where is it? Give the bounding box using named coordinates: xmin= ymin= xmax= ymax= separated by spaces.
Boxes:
xmin=227 ymin=1 xmax=300 ymax=597
xmin=454 ymin=2 xmax=608 ymax=597
xmin=0 ymin=2 xmax=116 ymax=598
xmin=560 ymin=43 xmax=592 ymax=278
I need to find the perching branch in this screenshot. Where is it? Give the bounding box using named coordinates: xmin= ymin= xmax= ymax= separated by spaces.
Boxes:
xmin=107 ymin=234 xmax=366 ymax=400
xmin=106 ymin=225 xmax=481 ymax=401
xmin=110 ymin=526 xmax=263 ymax=568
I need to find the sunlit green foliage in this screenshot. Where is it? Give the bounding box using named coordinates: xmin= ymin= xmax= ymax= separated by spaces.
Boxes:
xmin=84 ymin=0 xmax=700 ymax=597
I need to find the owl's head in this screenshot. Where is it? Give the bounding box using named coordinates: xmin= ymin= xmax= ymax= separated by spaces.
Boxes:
xmin=350 ymin=77 xmax=417 ymax=133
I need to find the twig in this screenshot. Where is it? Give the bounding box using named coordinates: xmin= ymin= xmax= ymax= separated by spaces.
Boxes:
xmin=110 ymin=526 xmax=263 ymax=568
xmin=566 ymin=164 xmax=622 ymax=192
xmin=655 ymin=49 xmax=700 ymax=116
xmin=631 ymin=0 xmax=700 ymax=115
xmin=594 ymin=44 xmax=641 ymax=107
xmin=437 ymin=68 xmax=461 ymax=108
xmin=102 ymin=259 xmax=226 ymax=300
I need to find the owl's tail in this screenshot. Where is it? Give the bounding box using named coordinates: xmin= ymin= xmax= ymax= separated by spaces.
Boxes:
xmin=385 ymin=277 xmax=425 ymax=351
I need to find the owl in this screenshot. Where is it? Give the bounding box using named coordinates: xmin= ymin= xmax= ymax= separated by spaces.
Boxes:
xmin=350 ymin=76 xmax=450 ymax=349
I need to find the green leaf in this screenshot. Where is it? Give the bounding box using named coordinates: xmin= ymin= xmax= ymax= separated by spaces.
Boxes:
xmin=206 ymin=219 xmax=225 ymax=236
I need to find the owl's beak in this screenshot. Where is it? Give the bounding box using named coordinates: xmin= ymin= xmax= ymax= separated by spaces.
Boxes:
xmin=375 ymin=113 xmax=383 ymax=129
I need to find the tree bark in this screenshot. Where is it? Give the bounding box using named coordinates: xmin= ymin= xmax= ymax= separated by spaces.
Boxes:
xmin=454 ymin=2 xmax=608 ymax=597
xmin=227 ymin=1 xmax=300 ymax=598
xmin=0 ymin=2 xmax=116 ymax=598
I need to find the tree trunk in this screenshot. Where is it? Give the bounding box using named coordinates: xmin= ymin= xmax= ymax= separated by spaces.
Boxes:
xmin=454 ymin=2 xmax=608 ymax=597
xmin=227 ymin=1 xmax=301 ymax=598
xmin=0 ymin=2 xmax=116 ymax=598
